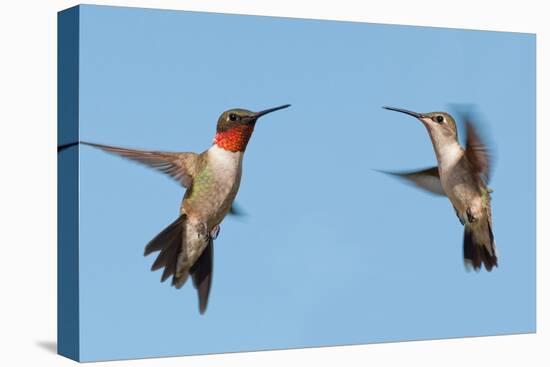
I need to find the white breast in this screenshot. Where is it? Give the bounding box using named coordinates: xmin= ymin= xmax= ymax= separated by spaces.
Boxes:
xmin=208 ymin=144 xmax=243 ymax=183
xmin=437 ymin=142 xmax=463 ymax=170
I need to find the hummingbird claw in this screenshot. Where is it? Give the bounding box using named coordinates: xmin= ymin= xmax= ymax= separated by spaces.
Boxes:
xmin=196 ymin=222 xmax=220 ymax=241
xmin=210 ymin=225 xmax=220 ymax=240
xmin=466 ymin=208 xmax=477 ymax=223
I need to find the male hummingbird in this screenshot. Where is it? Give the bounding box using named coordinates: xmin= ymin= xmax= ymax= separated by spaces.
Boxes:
xmin=381 ymin=106 xmax=497 ymax=271
xmin=83 ymin=104 xmax=291 ymax=313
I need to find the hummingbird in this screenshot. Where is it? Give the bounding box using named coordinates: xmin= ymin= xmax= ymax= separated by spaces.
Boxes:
xmin=82 ymin=104 xmax=291 ymax=313
xmin=381 ymin=106 xmax=497 ymax=271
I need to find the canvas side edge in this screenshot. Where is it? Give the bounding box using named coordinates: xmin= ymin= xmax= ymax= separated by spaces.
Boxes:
xmin=57 ymin=5 xmax=80 ymax=362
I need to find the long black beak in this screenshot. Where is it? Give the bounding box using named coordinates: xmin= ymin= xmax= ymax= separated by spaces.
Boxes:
xmin=253 ymin=104 xmax=291 ymax=118
xmin=383 ymin=106 xmax=425 ymax=119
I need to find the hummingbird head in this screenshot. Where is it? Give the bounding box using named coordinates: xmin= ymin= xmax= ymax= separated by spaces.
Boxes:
xmin=213 ymin=104 xmax=290 ymax=152
xmin=382 ymin=107 xmax=458 ymax=141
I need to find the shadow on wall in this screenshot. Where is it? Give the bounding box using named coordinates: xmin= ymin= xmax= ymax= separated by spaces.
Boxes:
xmin=36 ymin=340 xmax=57 ymax=354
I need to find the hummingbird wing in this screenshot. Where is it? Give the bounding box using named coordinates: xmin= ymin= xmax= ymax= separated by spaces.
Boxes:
xmin=82 ymin=142 xmax=197 ymax=188
xmin=449 ymin=104 xmax=493 ymax=183
xmin=190 ymin=239 xmax=213 ymax=314
xmin=228 ymin=202 xmax=247 ymax=217
xmin=58 ymin=141 xmax=78 ymax=152
xmin=378 ymin=167 xmax=446 ymax=196
xmin=465 ymin=121 xmax=492 ymax=183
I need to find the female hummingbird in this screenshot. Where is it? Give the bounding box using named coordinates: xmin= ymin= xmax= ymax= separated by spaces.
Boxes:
xmin=381 ymin=106 xmax=497 ymax=271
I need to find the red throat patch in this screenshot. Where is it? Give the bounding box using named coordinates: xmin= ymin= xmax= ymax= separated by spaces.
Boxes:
xmin=213 ymin=125 xmax=255 ymax=152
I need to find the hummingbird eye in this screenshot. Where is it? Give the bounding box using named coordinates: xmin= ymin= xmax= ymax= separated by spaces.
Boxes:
xmin=228 ymin=113 xmax=238 ymax=122
xmin=435 ymin=115 xmax=444 ymax=124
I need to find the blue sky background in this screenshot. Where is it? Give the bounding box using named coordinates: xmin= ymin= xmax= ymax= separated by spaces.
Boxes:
xmin=75 ymin=5 xmax=535 ymax=361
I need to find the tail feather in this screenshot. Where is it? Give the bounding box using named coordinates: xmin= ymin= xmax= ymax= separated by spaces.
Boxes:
xmin=144 ymin=214 xmax=188 ymax=285
xmin=190 ymin=240 xmax=214 ymax=314
xmin=172 ymin=271 xmax=189 ymax=289
xmin=463 ymin=220 xmax=498 ymax=271
xmin=144 ymin=214 xmax=186 ymax=255
xmin=161 ymin=263 xmax=177 ymax=283
xmin=151 ymin=241 xmax=178 ymax=272
xmin=144 ymin=213 xmax=214 ymax=313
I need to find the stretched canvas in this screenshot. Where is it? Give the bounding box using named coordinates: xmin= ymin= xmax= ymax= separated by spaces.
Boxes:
xmin=58 ymin=4 xmax=536 ymax=362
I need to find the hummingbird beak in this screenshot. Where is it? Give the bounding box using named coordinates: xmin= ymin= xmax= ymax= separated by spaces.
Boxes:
xmin=252 ymin=104 xmax=291 ymax=119
xmin=382 ymin=106 xmax=426 ymax=119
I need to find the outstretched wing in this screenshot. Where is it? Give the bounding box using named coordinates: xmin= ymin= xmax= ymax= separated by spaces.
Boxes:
xmin=465 ymin=121 xmax=492 ymax=183
xmin=58 ymin=141 xmax=78 ymax=152
xmin=378 ymin=166 xmax=446 ymax=196
xmin=82 ymin=141 xmax=198 ymax=188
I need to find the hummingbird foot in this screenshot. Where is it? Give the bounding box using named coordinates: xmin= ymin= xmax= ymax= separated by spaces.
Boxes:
xmin=196 ymin=222 xmax=220 ymax=241
xmin=210 ymin=225 xmax=220 ymax=240
xmin=466 ymin=208 xmax=478 ymax=223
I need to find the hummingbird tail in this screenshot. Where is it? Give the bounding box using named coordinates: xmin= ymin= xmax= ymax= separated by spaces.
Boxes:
xmin=463 ymin=221 xmax=498 ymax=271
xmin=144 ymin=214 xmax=214 ymax=314
xmin=144 ymin=214 xmax=189 ymax=285
xmin=190 ymin=239 xmax=214 ymax=314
